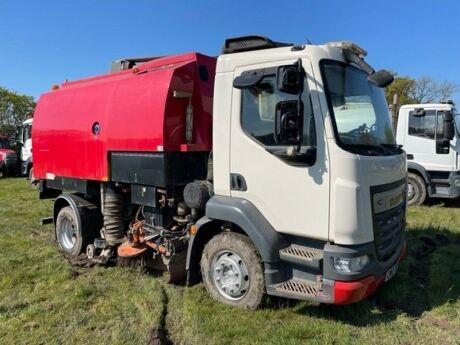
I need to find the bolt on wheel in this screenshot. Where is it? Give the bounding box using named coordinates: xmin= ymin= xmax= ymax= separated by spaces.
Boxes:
xmin=201 ymin=232 xmax=265 ymax=309
xmin=211 ymin=250 xmax=250 ymax=300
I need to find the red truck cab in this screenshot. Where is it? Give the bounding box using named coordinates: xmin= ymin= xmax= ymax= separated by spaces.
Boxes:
xmin=0 ymin=137 xmax=17 ymax=177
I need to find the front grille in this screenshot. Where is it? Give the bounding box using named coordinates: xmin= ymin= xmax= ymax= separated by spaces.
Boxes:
xmin=5 ymin=154 xmax=17 ymax=165
xmin=373 ymin=203 xmax=405 ymax=262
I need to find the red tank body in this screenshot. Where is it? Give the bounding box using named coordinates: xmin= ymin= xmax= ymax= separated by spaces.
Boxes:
xmin=33 ymin=53 xmax=216 ymax=181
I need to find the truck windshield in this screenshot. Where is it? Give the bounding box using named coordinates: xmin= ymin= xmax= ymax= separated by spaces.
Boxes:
xmin=0 ymin=139 xmax=10 ymax=149
xmin=322 ymin=61 xmax=397 ymax=155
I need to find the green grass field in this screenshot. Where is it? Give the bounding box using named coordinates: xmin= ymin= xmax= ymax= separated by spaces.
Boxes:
xmin=0 ymin=178 xmax=459 ymax=345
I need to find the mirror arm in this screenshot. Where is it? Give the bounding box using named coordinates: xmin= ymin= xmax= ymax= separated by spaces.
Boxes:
xmin=296 ymin=58 xmax=303 ymax=152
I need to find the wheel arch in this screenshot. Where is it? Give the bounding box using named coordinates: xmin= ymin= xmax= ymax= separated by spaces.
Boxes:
xmin=53 ymin=193 xmax=101 ymax=240
xmin=186 ymin=195 xmax=287 ymax=286
xmin=407 ymin=162 xmax=430 ymax=184
xmin=186 ymin=217 xmax=223 ymax=285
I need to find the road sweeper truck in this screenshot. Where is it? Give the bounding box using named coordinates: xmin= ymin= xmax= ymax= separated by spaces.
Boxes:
xmin=33 ymin=35 xmax=406 ymax=309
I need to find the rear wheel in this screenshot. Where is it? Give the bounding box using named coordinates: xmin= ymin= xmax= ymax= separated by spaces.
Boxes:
xmin=407 ymin=172 xmax=427 ymax=206
xmin=56 ymin=206 xmax=85 ymax=256
xmin=201 ymin=232 xmax=265 ymax=309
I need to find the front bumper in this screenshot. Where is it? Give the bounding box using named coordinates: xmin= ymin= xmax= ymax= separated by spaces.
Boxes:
xmin=266 ymin=186 xmax=406 ymax=305
xmin=447 ymin=171 xmax=460 ymax=198
xmin=332 ymin=240 xmax=405 ymax=304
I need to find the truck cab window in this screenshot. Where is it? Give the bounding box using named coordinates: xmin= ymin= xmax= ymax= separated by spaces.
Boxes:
xmin=241 ymin=74 xmax=315 ymax=147
xmin=0 ymin=139 xmax=10 ymax=149
xmin=436 ymin=111 xmax=445 ymax=139
xmin=321 ymin=61 xmax=396 ymax=154
xmin=23 ymin=125 xmax=32 ymax=142
xmin=408 ymin=110 xmax=436 ymax=139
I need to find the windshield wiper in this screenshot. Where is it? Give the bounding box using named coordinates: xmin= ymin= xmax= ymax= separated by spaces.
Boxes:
xmin=380 ymin=143 xmax=403 ymax=154
xmin=341 ymin=143 xmax=385 ymax=155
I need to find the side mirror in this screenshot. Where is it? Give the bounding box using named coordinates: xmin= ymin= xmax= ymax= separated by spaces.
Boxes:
xmin=443 ymin=110 xmax=454 ymax=122
xmin=233 ymin=69 xmax=265 ymax=89
xmin=277 ymin=65 xmax=303 ymax=95
xmin=275 ymin=100 xmax=303 ymax=145
xmin=367 ymin=70 xmax=394 ymax=88
xmin=443 ymin=112 xmax=455 ymax=141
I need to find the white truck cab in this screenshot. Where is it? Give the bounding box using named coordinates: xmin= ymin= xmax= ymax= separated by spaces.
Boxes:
xmin=396 ymin=102 xmax=457 ymax=205
xmin=19 ymin=118 xmax=34 ymax=179
xmin=200 ymin=37 xmax=407 ymax=306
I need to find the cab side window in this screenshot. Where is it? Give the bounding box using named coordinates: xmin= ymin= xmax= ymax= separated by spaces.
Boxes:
xmin=240 ymin=74 xmax=316 ymax=147
xmin=436 ymin=111 xmax=445 ymax=139
xmin=408 ymin=110 xmax=436 ymax=139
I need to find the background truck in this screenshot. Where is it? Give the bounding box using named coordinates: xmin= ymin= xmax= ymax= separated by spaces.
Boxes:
xmin=17 ymin=118 xmax=35 ymax=182
xmin=33 ymin=35 xmax=406 ymax=309
xmin=0 ymin=136 xmax=17 ymax=177
xmin=396 ymin=102 xmax=457 ymax=205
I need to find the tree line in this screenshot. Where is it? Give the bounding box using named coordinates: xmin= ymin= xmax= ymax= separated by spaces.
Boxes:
xmin=0 ymin=87 xmax=35 ymax=145
xmin=385 ymin=75 xmax=458 ymax=106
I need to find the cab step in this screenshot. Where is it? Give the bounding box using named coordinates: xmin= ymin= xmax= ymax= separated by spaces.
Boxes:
xmin=274 ymin=279 xmax=318 ymax=299
xmin=279 ymin=245 xmax=323 ymax=269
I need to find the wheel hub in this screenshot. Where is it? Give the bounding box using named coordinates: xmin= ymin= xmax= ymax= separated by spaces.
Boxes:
xmin=212 ymin=251 xmax=249 ymax=300
xmin=407 ymin=182 xmax=415 ymax=201
xmin=59 ymin=216 xmax=77 ymax=250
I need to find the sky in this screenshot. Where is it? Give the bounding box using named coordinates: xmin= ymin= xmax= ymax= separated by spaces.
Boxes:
xmin=1 ymin=0 xmax=460 ymax=104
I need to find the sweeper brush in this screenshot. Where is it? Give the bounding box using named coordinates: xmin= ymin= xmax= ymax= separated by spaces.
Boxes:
xmin=116 ymin=219 xmax=187 ymax=284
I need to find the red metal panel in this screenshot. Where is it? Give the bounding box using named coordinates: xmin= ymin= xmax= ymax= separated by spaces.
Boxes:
xmin=33 ymin=53 xmax=216 ymax=182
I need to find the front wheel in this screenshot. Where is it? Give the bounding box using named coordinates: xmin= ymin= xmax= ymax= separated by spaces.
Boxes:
xmin=201 ymin=232 xmax=265 ymax=309
xmin=407 ymin=172 xmax=427 ymax=206
xmin=56 ymin=206 xmax=86 ymax=256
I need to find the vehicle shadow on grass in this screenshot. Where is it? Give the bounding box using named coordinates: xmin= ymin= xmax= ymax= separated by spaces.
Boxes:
xmin=291 ymin=225 xmax=460 ymax=326
xmin=425 ymin=197 xmax=460 ymax=208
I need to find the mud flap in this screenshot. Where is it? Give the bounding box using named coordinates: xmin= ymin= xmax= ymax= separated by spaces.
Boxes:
xmin=163 ymin=250 xmax=187 ymax=284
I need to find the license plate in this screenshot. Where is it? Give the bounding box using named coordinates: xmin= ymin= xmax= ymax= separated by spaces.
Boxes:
xmin=385 ymin=262 xmax=399 ymax=282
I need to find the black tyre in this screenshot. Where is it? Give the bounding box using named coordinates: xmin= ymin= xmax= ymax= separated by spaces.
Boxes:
xmin=201 ymin=232 xmax=265 ymax=309
xmin=56 ymin=206 xmax=86 ymax=256
xmin=407 ymin=172 xmax=427 ymax=206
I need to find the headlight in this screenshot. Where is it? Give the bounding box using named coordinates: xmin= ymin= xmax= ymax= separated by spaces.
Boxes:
xmin=333 ymin=255 xmax=370 ymax=273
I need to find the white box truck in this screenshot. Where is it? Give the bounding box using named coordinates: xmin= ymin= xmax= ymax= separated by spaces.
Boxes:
xmin=396 ymin=102 xmax=457 ymax=205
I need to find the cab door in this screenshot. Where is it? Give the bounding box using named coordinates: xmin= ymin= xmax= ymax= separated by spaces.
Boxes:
xmin=229 ymin=58 xmax=330 ymax=240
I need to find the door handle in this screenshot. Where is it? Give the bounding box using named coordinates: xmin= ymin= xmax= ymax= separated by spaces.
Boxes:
xmin=407 ymin=154 xmax=414 ymax=160
xmin=230 ymin=174 xmax=247 ymax=191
